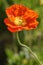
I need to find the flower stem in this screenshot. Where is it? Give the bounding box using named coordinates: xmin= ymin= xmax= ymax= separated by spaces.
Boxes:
xmin=17 ymin=32 xmax=42 ymax=65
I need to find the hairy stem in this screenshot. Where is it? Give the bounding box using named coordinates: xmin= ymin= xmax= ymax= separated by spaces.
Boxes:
xmin=17 ymin=32 xmax=42 ymax=65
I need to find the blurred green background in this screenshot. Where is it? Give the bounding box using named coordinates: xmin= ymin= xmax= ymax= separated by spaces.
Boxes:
xmin=0 ymin=0 xmax=43 ymax=65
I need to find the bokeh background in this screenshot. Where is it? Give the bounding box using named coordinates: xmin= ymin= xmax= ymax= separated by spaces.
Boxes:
xmin=0 ymin=0 xmax=43 ymax=65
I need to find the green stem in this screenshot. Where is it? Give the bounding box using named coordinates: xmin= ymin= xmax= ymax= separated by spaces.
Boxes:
xmin=17 ymin=32 xmax=42 ymax=65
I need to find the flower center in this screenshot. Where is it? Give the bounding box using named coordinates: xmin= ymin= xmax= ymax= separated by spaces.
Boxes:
xmin=14 ymin=17 xmax=26 ymax=26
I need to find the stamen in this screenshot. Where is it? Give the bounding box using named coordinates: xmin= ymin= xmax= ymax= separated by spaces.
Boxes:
xmin=14 ymin=17 xmax=26 ymax=26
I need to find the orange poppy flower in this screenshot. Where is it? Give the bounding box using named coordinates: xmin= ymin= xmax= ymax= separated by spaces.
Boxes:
xmin=4 ymin=4 xmax=39 ymax=32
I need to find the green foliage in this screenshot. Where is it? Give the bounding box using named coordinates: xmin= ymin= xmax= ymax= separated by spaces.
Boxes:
xmin=0 ymin=0 xmax=43 ymax=65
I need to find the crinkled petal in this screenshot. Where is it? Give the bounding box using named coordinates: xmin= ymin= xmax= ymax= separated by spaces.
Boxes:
xmin=4 ymin=18 xmax=16 ymax=28
xmin=6 ymin=4 xmax=27 ymax=16
xmin=7 ymin=26 xmax=23 ymax=32
xmin=23 ymin=9 xmax=38 ymax=20
xmin=23 ymin=20 xmax=39 ymax=30
xmin=4 ymin=18 xmax=22 ymax=28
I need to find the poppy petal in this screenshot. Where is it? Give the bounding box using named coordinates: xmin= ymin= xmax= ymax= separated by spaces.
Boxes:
xmin=23 ymin=9 xmax=38 ymax=21
xmin=23 ymin=20 xmax=39 ymax=30
xmin=4 ymin=18 xmax=23 ymax=28
xmin=29 ymin=20 xmax=39 ymax=29
xmin=7 ymin=26 xmax=23 ymax=32
xmin=4 ymin=18 xmax=16 ymax=28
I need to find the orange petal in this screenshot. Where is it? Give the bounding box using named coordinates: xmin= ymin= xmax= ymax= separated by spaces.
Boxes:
xmin=23 ymin=9 xmax=38 ymax=20
xmin=4 ymin=18 xmax=16 ymax=28
xmin=28 ymin=20 xmax=39 ymax=29
xmin=7 ymin=26 xmax=23 ymax=32
xmin=6 ymin=8 xmax=15 ymax=22
xmin=23 ymin=20 xmax=39 ymax=30
xmin=4 ymin=18 xmax=23 ymax=29
xmin=18 ymin=5 xmax=27 ymax=16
